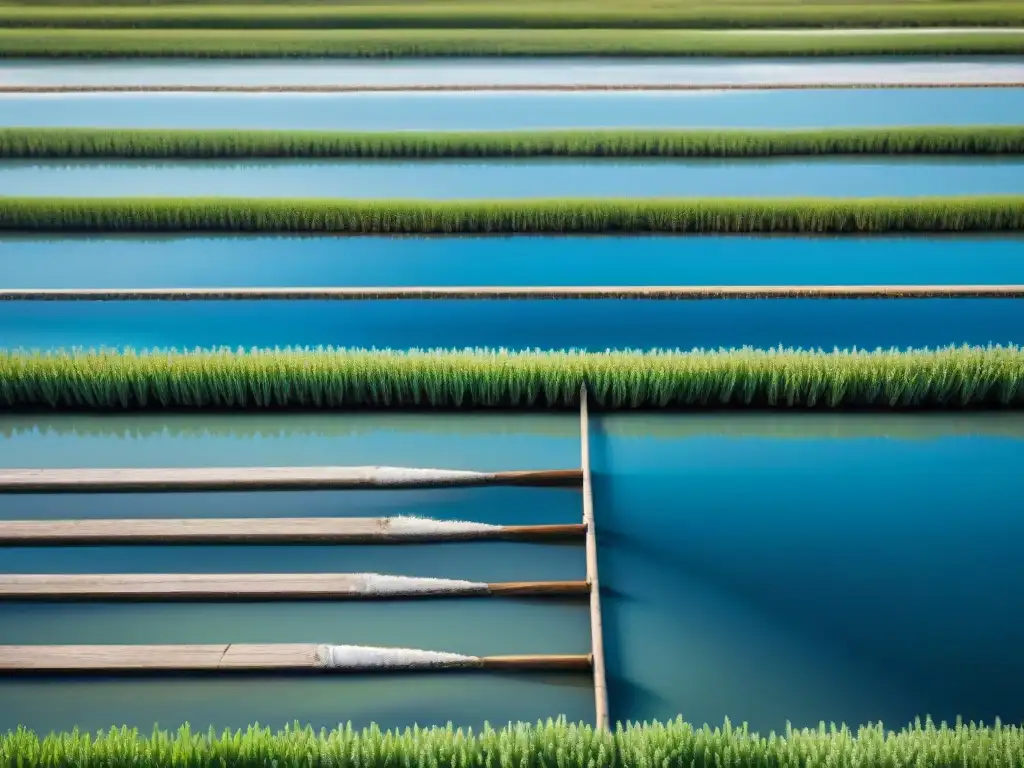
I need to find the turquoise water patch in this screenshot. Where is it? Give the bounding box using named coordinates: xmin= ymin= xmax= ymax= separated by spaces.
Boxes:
xmin=4 ymin=89 xmax=1023 ymax=130
xmin=4 ymin=157 xmax=1023 ymax=198
xmin=1 ymin=412 xmax=1023 ymax=733
xmin=592 ymin=412 xmax=1024 ymax=732
xmin=3 ymin=235 xmax=1024 ymax=289
xmin=4 ymin=57 xmax=1023 ymax=88
xmin=1 ymin=298 xmax=1020 ymax=351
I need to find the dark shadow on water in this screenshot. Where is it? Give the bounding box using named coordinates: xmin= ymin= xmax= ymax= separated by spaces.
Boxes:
xmin=588 ymin=416 xmax=668 ymax=725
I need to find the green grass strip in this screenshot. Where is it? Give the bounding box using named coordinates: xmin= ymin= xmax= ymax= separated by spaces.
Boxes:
xmin=2 ymin=2 xmax=1022 ymax=29
xmin=4 ymin=127 xmax=1024 ymax=159
xmin=2 ymin=28 xmax=1023 ymax=57
xmin=1 ymin=718 xmax=1019 ymax=768
xmin=2 ymin=346 xmax=1021 ymax=410
xmin=2 ymin=197 xmax=1021 ymax=233
xmin=2 ymin=718 xmax=1024 ymax=767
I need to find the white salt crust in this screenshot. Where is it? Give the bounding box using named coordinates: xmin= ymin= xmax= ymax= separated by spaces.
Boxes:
xmin=315 ymin=644 xmax=478 ymax=670
xmin=361 ymin=467 xmax=494 ymax=485
xmin=352 ymin=573 xmax=488 ymax=595
xmin=385 ymin=516 xmax=502 ymax=536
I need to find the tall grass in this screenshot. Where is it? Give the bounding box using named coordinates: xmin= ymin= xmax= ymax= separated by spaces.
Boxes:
xmin=2 ymin=346 xmax=1021 ymax=410
xmin=2 ymin=717 xmax=1023 ymax=768
xmin=2 ymin=1 xmax=1022 ymax=29
xmin=4 ymin=127 xmax=1024 ymax=159
xmin=2 ymin=197 xmax=1022 ymax=234
xmin=1 ymin=28 xmax=1022 ymax=58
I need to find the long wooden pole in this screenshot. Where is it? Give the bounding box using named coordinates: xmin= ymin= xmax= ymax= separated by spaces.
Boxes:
xmin=581 ymin=386 xmax=610 ymax=730
xmin=0 ymin=518 xmax=587 ymax=546
xmin=3 ymin=285 xmax=1024 ymax=301
xmin=2 ymin=83 xmax=1022 ymax=95
xmin=0 ymin=644 xmax=592 ymax=674
xmin=0 ymin=573 xmax=590 ymax=600
xmin=0 ymin=466 xmax=582 ymax=493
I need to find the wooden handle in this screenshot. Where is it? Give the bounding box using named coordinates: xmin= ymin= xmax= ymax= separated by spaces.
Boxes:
xmin=0 ymin=645 xmax=591 ymax=674
xmin=0 ymin=574 xmax=589 ymax=601
xmin=492 ymin=469 xmax=583 ymax=486
xmin=0 ymin=467 xmax=583 ymax=493
xmin=481 ymin=654 xmax=592 ymax=671
xmin=2 ymin=83 xmax=1022 ymax=95
xmin=0 ymin=519 xmax=586 ymax=546
xmin=487 ymin=581 xmax=589 ymax=596
xmin=500 ymin=524 xmax=587 ymax=540
xmin=3 ymin=285 xmax=1024 ymax=301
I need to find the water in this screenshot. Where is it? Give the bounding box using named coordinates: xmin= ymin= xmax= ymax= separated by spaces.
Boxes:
xmin=4 ymin=88 xmax=1023 ymax=130
xmin=2 ymin=411 xmax=1023 ymax=733
xmin=5 ymin=235 xmax=1024 ymax=289
xmin=5 ymin=157 xmax=1024 ymax=198
xmin=2 ymin=298 xmax=1021 ymax=351
xmin=592 ymin=411 xmax=1024 ymax=731
xmin=0 ymin=412 xmax=593 ymax=733
xmin=1 ymin=55 xmax=1021 ymax=738
xmin=4 ymin=57 xmax=1023 ymax=88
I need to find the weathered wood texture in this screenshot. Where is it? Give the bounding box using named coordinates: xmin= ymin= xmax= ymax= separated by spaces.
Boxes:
xmin=0 ymin=466 xmax=583 ymax=492
xmin=0 ymin=518 xmax=586 ymax=545
xmin=581 ymin=387 xmax=610 ymax=730
xmin=0 ymin=645 xmax=591 ymax=673
xmin=1 ymin=83 xmax=1021 ymax=94
xmin=0 ymin=644 xmax=319 ymax=671
xmin=2 ymin=285 xmax=1024 ymax=301
xmin=0 ymin=574 xmax=589 ymax=600
xmin=480 ymin=654 xmax=592 ymax=671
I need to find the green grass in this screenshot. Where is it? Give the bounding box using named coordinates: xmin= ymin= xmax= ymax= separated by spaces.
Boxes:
xmin=2 ymin=28 xmax=1023 ymax=57
xmin=2 ymin=1 xmax=1022 ymax=29
xmin=2 ymin=197 xmax=1022 ymax=233
xmin=3 ymin=346 xmax=1021 ymax=410
xmin=4 ymin=127 xmax=1024 ymax=159
xmin=2 ymin=718 xmax=1023 ymax=768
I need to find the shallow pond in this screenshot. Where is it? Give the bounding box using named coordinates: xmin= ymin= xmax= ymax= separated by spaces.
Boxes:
xmin=1 ymin=412 xmax=1022 ymax=734
xmin=4 ymin=235 xmax=1024 ymax=289
xmin=5 ymin=157 xmax=1023 ymax=198
xmin=4 ymin=88 xmax=1022 ymax=130
xmin=2 ymin=298 xmax=1021 ymax=351
xmin=3 ymin=56 xmax=1024 ymax=88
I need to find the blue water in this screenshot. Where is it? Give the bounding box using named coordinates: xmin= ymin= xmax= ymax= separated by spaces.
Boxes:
xmin=2 ymin=412 xmax=1023 ymax=733
xmin=0 ymin=413 xmax=593 ymax=733
xmin=4 ymin=57 xmax=1023 ymax=88
xmin=2 ymin=299 xmax=1020 ymax=351
xmin=5 ymin=158 xmax=1023 ymax=198
xmin=5 ymin=235 xmax=1024 ymax=289
xmin=4 ymin=89 xmax=1023 ymax=130
xmin=592 ymin=412 xmax=1024 ymax=732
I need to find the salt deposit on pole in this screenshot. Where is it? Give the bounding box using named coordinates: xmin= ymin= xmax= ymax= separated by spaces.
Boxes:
xmin=0 ymin=644 xmax=591 ymax=673
xmin=0 ymin=466 xmax=582 ymax=492
xmin=315 ymin=645 xmax=479 ymax=670
xmin=0 ymin=517 xmax=585 ymax=545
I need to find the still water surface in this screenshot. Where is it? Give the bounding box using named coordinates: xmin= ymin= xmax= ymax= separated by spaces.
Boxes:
xmin=4 ymin=89 xmax=1022 ymax=130
xmin=4 ymin=57 xmax=1023 ymax=87
xmin=1 ymin=412 xmax=1022 ymax=734
xmin=0 ymin=413 xmax=592 ymax=732
xmin=5 ymin=158 xmax=1023 ymax=198
xmin=2 ymin=299 xmax=1021 ymax=351
xmin=5 ymin=235 xmax=1024 ymax=289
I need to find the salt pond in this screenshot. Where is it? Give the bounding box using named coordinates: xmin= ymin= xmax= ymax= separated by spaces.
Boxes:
xmin=4 ymin=235 xmax=1023 ymax=289
xmin=2 ymin=297 xmax=1021 ymax=351
xmin=4 ymin=157 xmax=1024 ymax=198
xmin=2 ymin=55 xmax=1022 ymax=738
xmin=4 ymin=88 xmax=1023 ymax=130
xmin=4 ymin=56 xmax=1024 ymax=88
xmin=1 ymin=412 xmax=1022 ymax=733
